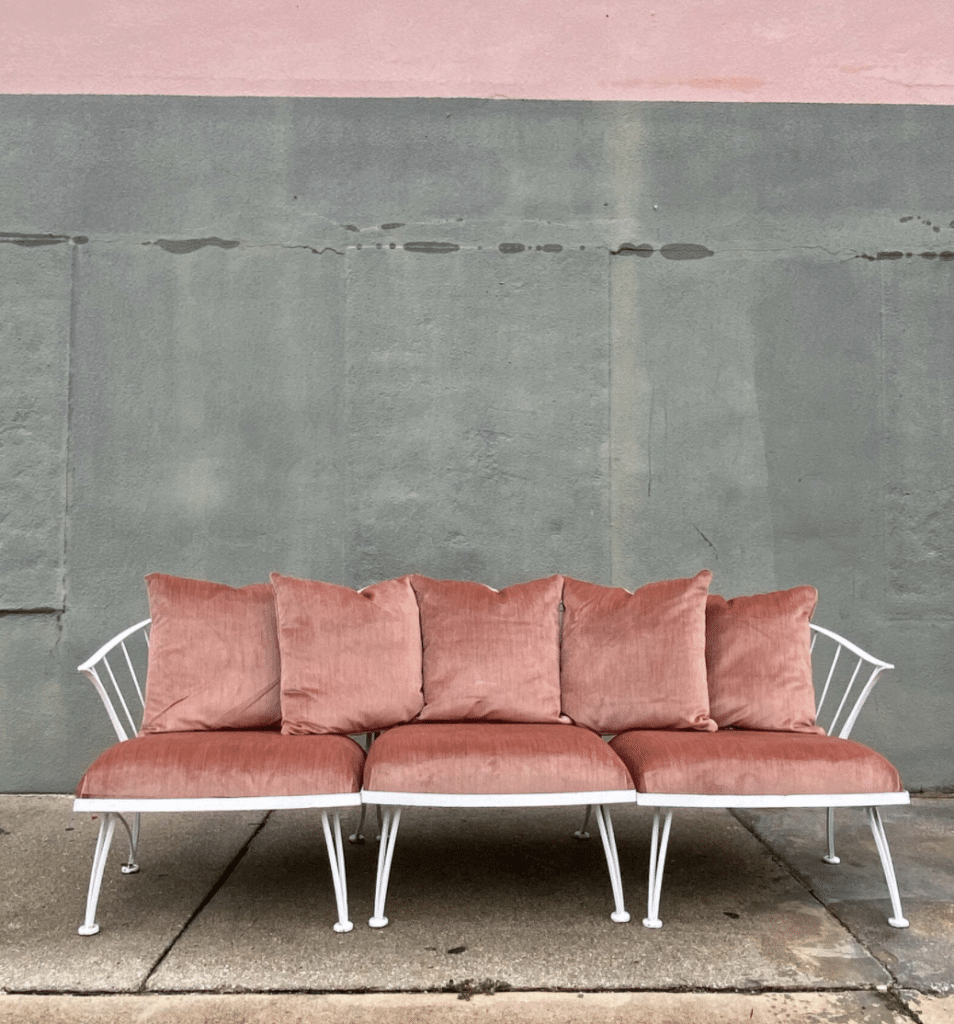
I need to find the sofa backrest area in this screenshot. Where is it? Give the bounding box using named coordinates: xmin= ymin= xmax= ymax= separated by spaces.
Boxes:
xmin=134 ymin=568 xmax=829 ymax=743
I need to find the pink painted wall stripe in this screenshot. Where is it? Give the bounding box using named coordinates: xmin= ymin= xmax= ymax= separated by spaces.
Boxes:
xmin=3 ymin=0 xmax=954 ymax=103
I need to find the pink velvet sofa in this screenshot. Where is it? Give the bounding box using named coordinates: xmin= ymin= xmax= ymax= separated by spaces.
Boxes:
xmin=73 ymin=569 xmax=910 ymax=936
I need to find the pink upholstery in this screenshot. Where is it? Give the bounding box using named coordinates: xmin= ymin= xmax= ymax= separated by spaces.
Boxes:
xmin=140 ymin=574 xmax=281 ymax=734
xmin=271 ymin=573 xmax=424 ymax=735
xmin=706 ymin=586 xmax=823 ymax=733
xmin=410 ymin=575 xmax=566 ymax=723
xmin=364 ymin=723 xmax=635 ymax=794
xmin=76 ymin=731 xmax=364 ymax=800
xmin=561 ymin=571 xmax=716 ymax=733
xmin=610 ymin=730 xmax=902 ymax=795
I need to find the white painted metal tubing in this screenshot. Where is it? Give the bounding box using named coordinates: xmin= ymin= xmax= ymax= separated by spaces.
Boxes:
xmin=574 ymin=804 xmax=592 ymax=839
xmin=320 ymin=810 xmax=353 ymax=933
xmin=116 ymin=813 xmax=140 ymax=874
xmin=866 ymin=807 xmax=910 ymax=928
xmin=593 ymin=805 xmax=630 ymax=922
xmin=78 ymin=813 xmax=118 ymax=935
xmin=369 ymin=806 xmax=402 ymax=928
xmin=349 ymin=802 xmax=368 ymax=844
xmin=823 ymin=807 xmax=841 ymax=864
xmin=643 ymin=808 xmax=673 ymax=929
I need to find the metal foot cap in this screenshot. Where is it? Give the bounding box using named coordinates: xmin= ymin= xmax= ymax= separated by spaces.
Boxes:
xmin=642 ymin=917 xmax=663 ymax=929
xmin=121 ymin=862 xmax=140 ymax=874
xmin=333 ymin=920 xmax=354 ymax=933
xmin=889 ymin=916 xmax=910 ymax=929
xmin=368 ymin=916 xmax=389 ymax=928
xmin=822 ymin=854 xmax=841 ymax=865
xmin=611 ymin=910 xmax=631 ymax=923
xmin=77 ymin=923 xmax=100 ymax=936
xmin=572 ymin=830 xmax=590 ymax=840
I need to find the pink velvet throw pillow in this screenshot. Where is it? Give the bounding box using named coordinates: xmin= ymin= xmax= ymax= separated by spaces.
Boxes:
xmin=272 ymin=573 xmax=424 ymax=735
xmin=140 ymin=574 xmax=281 ymax=734
xmin=706 ymin=585 xmax=823 ymax=733
xmin=410 ymin=575 xmax=566 ymax=723
xmin=560 ymin=571 xmax=717 ymax=734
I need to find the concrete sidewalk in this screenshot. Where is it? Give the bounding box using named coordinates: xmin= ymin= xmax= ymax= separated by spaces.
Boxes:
xmin=1 ymin=795 xmax=952 ymax=1022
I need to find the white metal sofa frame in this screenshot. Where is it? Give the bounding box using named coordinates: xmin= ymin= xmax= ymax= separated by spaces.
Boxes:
xmin=74 ymin=619 xmax=358 ymax=935
xmin=576 ymin=623 xmax=909 ymax=930
xmin=358 ymin=786 xmax=634 ymax=930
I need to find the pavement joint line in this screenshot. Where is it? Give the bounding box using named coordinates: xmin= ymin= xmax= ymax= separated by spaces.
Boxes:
xmin=728 ymin=808 xmax=904 ymax=987
xmin=137 ymin=810 xmax=273 ymax=993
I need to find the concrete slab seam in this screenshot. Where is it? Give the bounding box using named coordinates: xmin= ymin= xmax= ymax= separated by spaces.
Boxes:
xmin=728 ymin=809 xmax=909 ymax=991
xmin=138 ymin=811 xmax=274 ymax=993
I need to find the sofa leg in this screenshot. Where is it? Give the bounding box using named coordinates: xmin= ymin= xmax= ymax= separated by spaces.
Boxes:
xmin=594 ymin=805 xmax=630 ymax=922
xmin=369 ymin=807 xmax=402 ymax=928
xmin=320 ymin=810 xmax=354 ymax=933
xmin=643 ymin=808 xmax=673 ymax=929
xmin=78 ymin=813 xmax=118 ymax=935
xmin=866 ymin=807 xmax=909 ymax=928
xmin=116 ymin=812 xmax=141 ymax=874
xmin=822 ymin=807 xmax=840 ymax=864
xmin=573 ymin=805 xmax=592 ymax=840
xmin=349 ymin=804 xmax=367 ymax=844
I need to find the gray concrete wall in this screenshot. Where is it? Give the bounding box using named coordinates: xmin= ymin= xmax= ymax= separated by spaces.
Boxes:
xmin=1 ymin=97 xmax=951 ymax=790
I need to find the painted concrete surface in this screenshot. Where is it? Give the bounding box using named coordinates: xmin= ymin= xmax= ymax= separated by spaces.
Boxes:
xmin=737 ymin=799 xmax=954 ymax=993
xmin=1 ymin=98 xmax=953 ymax=791
xmin=0 ymin=991 xmax=920 ymax=1024
xmin=0 ymin=796 xmax=267 ymax=992
xmin=2 ymin=0 xmax=953 ymax=104
xmin=2 ymin=795 xmax=952 ymax=1022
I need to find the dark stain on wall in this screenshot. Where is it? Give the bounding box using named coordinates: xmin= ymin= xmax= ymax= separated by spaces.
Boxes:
xmin=403 ymin=241 xmax=460 ymax=254
xmin=151 ymin=237 xmax=240 ymax=254
xmin=858 ymin=250 xmax=954 ymax=262
xmin=0 ymin=231 xmax=70 ymax=246
xmin=498 ymin=243 xmax=526 ymax=253
xmin=612 ymin=242 xmax=654 ymax=256
xmin=381 ymin=222 xmax=405 ymax=230
xmin=660 ymin=242 xmax=715 ymax=260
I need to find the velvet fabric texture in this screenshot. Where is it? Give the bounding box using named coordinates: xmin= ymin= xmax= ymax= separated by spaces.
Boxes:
xmin=706 ymin=586 xmax=822 ymax=733
xmin=410 ymin=575 xmax=566 ymax=723
xmin=272 ymin=573 xmax=424 ymax=735
xmin=76 ymin=731 xmax=365 ymax=799
xmin=561 ymin=571 xmax=716 ymax=734
xmin=609 ymin=729 xmax=902 ymax=795
xmin=364 ymin=722 xmax=635 ymax=794
xmin=140 ymin=574 xmax=281 ymax=734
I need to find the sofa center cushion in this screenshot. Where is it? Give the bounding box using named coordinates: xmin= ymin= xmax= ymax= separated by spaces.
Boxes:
xmin=410 ymin=575 xmax=566 ymax=723
xmin=561 ymin=571 xmax=715 ymax=733
xmin=609 ymin=730 xmax=903 ymax=795
xmin=140 ymin=574 xmax=281 ymax=734
xmin=364 ymin=723 xmax=635 ymax=795
xmin=76 ymin=731 xmax=365 ymax=800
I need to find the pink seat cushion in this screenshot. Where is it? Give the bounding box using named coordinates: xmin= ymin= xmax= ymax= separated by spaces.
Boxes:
xmin=609 ymin=730 xmax=903 ymax=795
xmin=706 ymin=586 xmax=823 ymax=733
xmin=561 ymin=571 xmax=716 ymax=733
xmin=271 ymin=573 xmax=424 ymax=735
xmin=410 ymin=575 xmax=566 ymax=723
xmin=140 ymin=574 xmax=281 ymax=734
xmin=76 ymin=731 xmax=365 ymax=800
xmin=363 ymin=722 xmax=635 ymax=795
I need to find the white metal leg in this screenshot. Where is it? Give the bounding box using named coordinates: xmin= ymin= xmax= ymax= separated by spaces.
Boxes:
xmin=643 ymin=808 xmax=673 ymax=929
xmin=574 ymin=805 xmax=592 ymax=839
xmin=369 ymin=806 xmax=402 ymax=928
xmin=866 ymin=807 xmax=909 ymax=928
xmin=593 ymin=805 xmax=630 ymax=922
xmin=117 ymin=813 xmax=141 ymax=874
xmin=349 ymin=803 xmax=368 ymax=844
xmin=78 ymin=813 xmax=118 ymax=935
xmin=320 ymin=810 xmax=354 ymax=933
xmin=376 ymin=803 xmax=383 ymax=841
xmin=822 ymin=807 xmax=840 ymax=864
